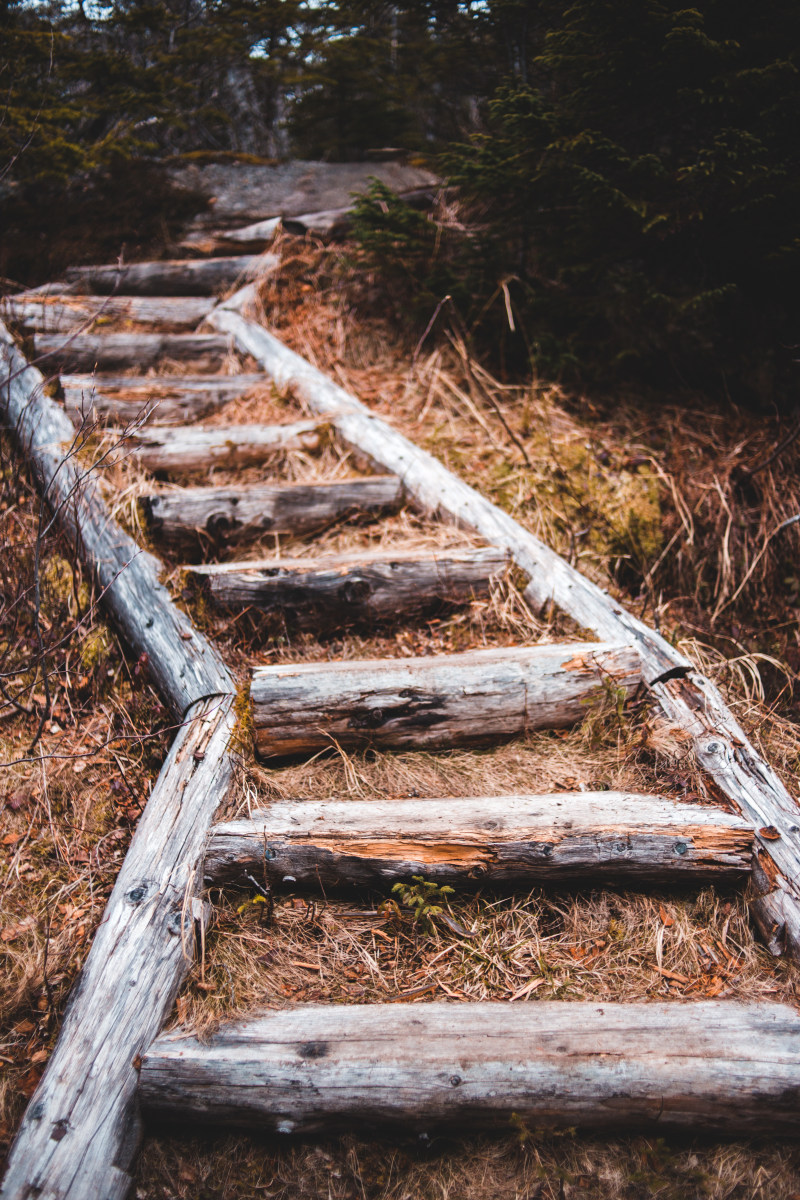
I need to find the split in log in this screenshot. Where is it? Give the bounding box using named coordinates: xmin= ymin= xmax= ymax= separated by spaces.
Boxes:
xmin=126 ymin=420 xmax=325 ymax=474
xmin=35 ymin=332 xmax=231 ymax=373
xmin=188 ymin=546 xmax=508 ymax=629
xmin=249 ymin=642 xmax=641 ymax=757
xmin=61 ymin=373 xmax=265 ymax=427
xmin=143 ymin=475 xmax=403 ymax=551
xmin=205 ymin=792 xmax=753 ymax=890
xmin=64 ymin=254 xmax=277 ymax=296
xmin=139 ymin=1000 xmax=800 ymax=1137
xmin=211 ymin=304 xmax=800 ymax=965
xmin=1 ymin=294 xmax=214 ymax=333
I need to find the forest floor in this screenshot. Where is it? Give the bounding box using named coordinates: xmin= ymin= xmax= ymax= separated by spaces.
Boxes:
xmin=2 ymin=231 xmax=800 ymax=1198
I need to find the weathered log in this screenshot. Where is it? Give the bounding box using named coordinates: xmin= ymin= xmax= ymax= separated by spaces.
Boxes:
xmin=35 ymin=332 xmax=231 ymax=373
xmin=1 ymin=696 xmax=236 ymax=1200
xmin=139 ymin=1000 xmax=800 ymax=1137
xmin=143 ymin=475 xmax=403 ymax=550
xmin=127 ymin=419 xmax=324 ymax=474
xmin=282 ymin=208 xmax=351 ymax=240
xmin=64 ymin=254 xmax=277 ymax=297
xmin=188 ymin=546 xmax=508 ymax=628
xmin=180 ymin=218 xmax=282 ymax=256
xmin=205 ymin=792 xmax=752 ymax=889
xmin=212 ymin=306 xmax=800 ymax=963
xmin=250 ymin=642 xmax=641 ymax=758
xmin=61 ymin=372 xmax=265 ymax=427
xmin=1 ymin=294 xmax=214 ymax=333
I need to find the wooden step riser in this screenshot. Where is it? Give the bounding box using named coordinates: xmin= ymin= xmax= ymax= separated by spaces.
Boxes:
xmin=36 ymin=333 xmax=231 ymax=373
xmin=64 ymin=254 xmax=277 ymax=296
xmin=250 ymin=642 xmax=641 ymax=757
xmin=143 ymin=476 xmax=404 ymax=551
xmin=190 ymin=546 xmax=508 ymax=629
xmin=2 ymin=294 xmax=214 ymax=333
xmin=129 ymin=420 xmax=325 ymax=474
xmin=61 ymin=373 xmax=265 ymax=428
xmin=139 ymin=1000 xmax=800 ymax=1137
xmin=204 ymin=792 xmax=753 ymax=890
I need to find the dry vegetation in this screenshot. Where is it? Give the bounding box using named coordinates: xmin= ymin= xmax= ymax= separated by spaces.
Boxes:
xmin=3 ymin=232 xmax=800 ymax=1197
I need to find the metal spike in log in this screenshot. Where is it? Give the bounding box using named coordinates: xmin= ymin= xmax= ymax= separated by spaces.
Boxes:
xmin=126 ymin=420 xmax=326 ymax=474
xmin=139 ymin=1000 xmax=800 ymax=1137
xmin=188 ymin=546 xmax=508 ymax=628
xmin=250 ymin=642 xmax=641 ymax=758
xmin=1 ymin=294 xmax=215 ymax=333
xmin=205 ymin=792 xmax=752 ymax=889
xmin=143 ymin=475 xmax=403 ymax=550
xmin=64 ymin=253 xmax=277 ymax=296
xmin=61 ymin=372 xmax=265 ymax=427
xmin=34 ymin=332 xmax=231 ymax=373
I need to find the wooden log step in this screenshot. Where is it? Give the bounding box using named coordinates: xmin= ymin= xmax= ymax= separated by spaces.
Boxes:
xmin=205 ymin=792 xmax=753 ymax=890
xmin=179 ymin=218 xmax=282 ymax=257
xmin=188 ymin=546 xmax=508 ymax=628
xmin=64 ymin=254 xmax=277 ymax=296
xmin=61 ymin=373 xmax=265 ymax=427
xmin=35 ymin=332 xmax=231 ymax=373
xmin=1 ymin=294 xmax=214 ymax=333
xmin=250 ymin=642 xmax=641 ymax=758
xmin=143 ymin=476 xmax=404 ymax=549
xmin=127 ymin=420 xmax=325 ymax=474
xmin=139 ymin=1000 xmax=800 ymax=1137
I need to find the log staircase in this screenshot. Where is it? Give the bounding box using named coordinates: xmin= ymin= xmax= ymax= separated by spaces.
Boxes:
xmin=2 ymin=234 xmax=800 ymax=1198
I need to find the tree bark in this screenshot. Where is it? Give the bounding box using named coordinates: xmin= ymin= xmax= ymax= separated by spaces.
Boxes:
xmin=205 ymin=791 xmax=752 ymax=890
xmin=35 ymin=332 xmax=231 ymax=373
xmin=250 ymin=642 xmax=641 ymax=758
xmin=143 ymin=476 xmax=403 ymax=551
xmin=139 ymin=1000 xmax=800 ymax=1137
xmin=61 ymin=373 xmax=265 ymax=427
xmin=64 ymin=254 xmax=277 ymax=296
xmin=127 ymin=420 xmax=324 ymax=474
xmin=188 ymin=546 xmax=508 ymax=628
xmin=2 ymin=294 xmax=214 ymax=333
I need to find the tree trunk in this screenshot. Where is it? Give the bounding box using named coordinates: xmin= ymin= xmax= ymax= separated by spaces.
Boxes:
xmin=139 ymin=1000 xmax=800 ymax=1137
xmin=64 ymin=254 xmax=277 ymax=296
xmin=61 ymin=373 xmax=265 ymax=427
xmin=35 ymin=332 xmax=231 ymax=373
xmin=143 ymin=476 xmax=403 ymax=551
xmin=2 ymin=294 xmax=214 ymax=333
xmin=189 ymin=546 xmax=508 ymax=628
xmin=249 ymin=642 xmax=641 ymax=758
xmin=204 ymin=791 xmax=752 ymax=890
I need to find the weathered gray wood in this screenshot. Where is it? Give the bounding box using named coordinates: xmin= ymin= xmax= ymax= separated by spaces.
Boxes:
xmin=1 ymin=695 xmax=237 ymax=1200
xmin=61 ymin=372 xmax=265 ymax=427
xmin=0 ymin=322 xmax=232 ymax=715
xmin=250 ymin=642 xmax=641 ymax=757
xmin=140 ymin=1000 xmax=800 ymax=1137
xmin=65 ymin=254 xmax=277 ymax=296
xmin=35 ymin=332 xmax=230 ymax=373
xmin=128 ymin=419 xmax=324 ymax=474
xmin=212 ymin=306 xmax=800 ymax=963
xmin=1 ymin=294 xmax=214 ymax=333
xmin=180 ymin=218 xmax=282 ymax=256
xmin=205 ymin=792 xmax=752 ymax=889
xmin=189 ymin=546 xmax=508 ymax=628
xmin=282 ymin=208 xmax=351 ymax=239
xmin=143 ymin=475 xmax=403 ymax=549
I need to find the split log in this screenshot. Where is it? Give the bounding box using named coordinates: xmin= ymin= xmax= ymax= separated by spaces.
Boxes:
xmin=212 ymin=305 xmax=800 ymax=964
xmin=61 ymin=372 xmax=265 ymax=427
xmin=188 ymin=546 xmax=508 ymax=628
xmin=143 ymin=475 xmax=403 ymax=550
xmin=35 ymin=332 xmax=231 ymax=373
xmin=1 ymin=294 xmax=214 ymax=333
xmin=250 ymin=642 xmax=641 ymax=757
xmin=282 ymin=208 xmax=351 ymax=240
xmin=64 ymin=253 xmax=277 ymax=297
xmin=180 ymin=218 xmax=282 ymax=256
xmin=205 ymin=792 xmax=752 ymax=890
xmin=128 ymin=420 xmax=325 ymax=473
xmin=139 ymin=1000 xmax=800 ymax=1137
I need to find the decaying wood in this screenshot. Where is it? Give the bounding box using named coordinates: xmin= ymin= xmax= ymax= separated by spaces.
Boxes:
xmin=1 ymin=696 xmax=237 ymax=1200
xmin=61 ymin=372 xmax=265 ymax=427
xmin=0 ymin=321 xmax=232 ymax=715
xmin=140 ymin=1000 xmax=800 ymax=1137
xmin=205 ymin=792 xmax=752 ymax=889
xmin=143 ymin=475 xmax=403 ymax=550
xmin=35 ymin=332 xmax=231 ymax=373
xmin=127 ymin=419 xmax=324 ymax=474
xmin=1 ymin=293 xmax=214 ymax=333
xmin=189 ymin=546 xmax=507 ymax=627
xmin=212 ymin=307 xmax=800 ymax=963
xmin=180 ymin=218 xmax=282 ymax=256
xmin=250 ymin=642 xmax=641 ymax=757
xmin=282 ymin=208 xmax=351 ymax=239
xmin=64 ymin=254 xmax=277 ymax=296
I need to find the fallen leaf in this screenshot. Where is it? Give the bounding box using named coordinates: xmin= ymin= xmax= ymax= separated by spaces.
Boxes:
xmin=2 ymin=833 xmax=21 ymax=846
xmin=658 ymin=905 xmax=674 ymax=927
xmin=30 ymin=1050 xmax=48 ymax=1065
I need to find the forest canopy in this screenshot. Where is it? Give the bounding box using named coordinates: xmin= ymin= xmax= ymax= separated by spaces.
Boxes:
xmin=2 ymin=0 xmax=799 ymax=404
